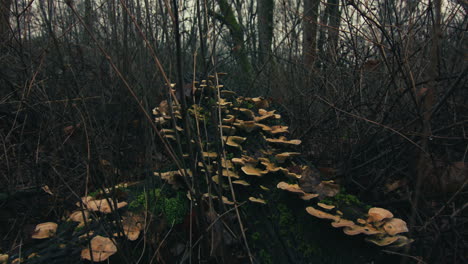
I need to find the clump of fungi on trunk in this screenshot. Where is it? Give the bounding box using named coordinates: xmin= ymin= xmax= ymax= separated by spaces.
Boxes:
xmin=152 ymin=75 xmax=413 ymax=248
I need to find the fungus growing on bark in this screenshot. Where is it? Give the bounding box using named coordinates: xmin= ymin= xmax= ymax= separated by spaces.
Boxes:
xmin=231 ymin=157 xmax=245 ymax=166
xmin=277 ymin=182 xmax=305 ymax=194
xmin=249 ymin=197 xmax=266 ymax=204
xmin=223 ymin=115 xmax=236 ymax=124
xmin=317 ymin=203 xmax=335 ymax=210
xmin=300 ymin=193 xmax=320 ymax=200
xmin=260 ymin=159 xmax=281 ymax=172
xmin=31 ymin=222 xmax=58 ymax=239
xmin=219 ymin=169 xmax=240 ymax=179
xmin=275 ymin=152 xmax=301 ymax=163
xmin=269 ymin=125 xmax=289 ymax=134
xmin=81 ymin=236 xmax=117 ymax=262
xmin=203 ymin=152 xmax=218 ymax=159
xmin=367 ymin=207 xmax=394 ymax=222
xmin=224 ymin=136 xmax=247 ymax=149
xmin=234 ymin=120 xmax=258 ymax=132
xmin=119 ymin=213 xmax=145 ymax=241
xmin=255 ymin=123 xmax=272 ymax=132
xmin=279 ymin=167 xmax=302 ymax=179
xmin=251 ymin=97 xmax=270 ymax=108
xmin=266 ymin=136 xmax=301 ymax=146
xmin=237 ymin=108 xmax=255 ymax=120
xmin=157 ymin=170 xmax=186 ymax=189
xmin=69 ymin=210 xmax=90 ymax=228
xmin=331 ymin=219 xmax=355 ymax=228
xmin=342 ymin=225 xmax=383 ymax=236
xmin=80 ymin=197 xmax=128 ymax=214
xmin=232 ymin=180 xmax=250 ymax=186
xmin=257 ymin=109 xmax=281 ymax=120
xmin=383 ymin=218 xmax=409 ymax=236
xmin=306 ymin=207 xmax=340 ymax=221
xmin=241 ymin=165 xmax=268 ymax=176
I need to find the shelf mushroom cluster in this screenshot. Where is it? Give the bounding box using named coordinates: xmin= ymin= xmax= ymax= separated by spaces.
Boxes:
xmin=153 ymin=77 xmax=412 ymax=248
xmin=26 ymin=186 xmax=144 ymax=263
xmin=305 ymin=206 xmax=412 ymax=247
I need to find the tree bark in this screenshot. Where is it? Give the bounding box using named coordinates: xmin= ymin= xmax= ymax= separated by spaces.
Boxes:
xmin=302 ymin=0 xmax=320 ymax=68
xmin=0 ymin=0 xmax=12 ymax=44
xmin=257 ymin=0 xmax=274 ymax=65
xmin=326 ymin=0 xmax=341 ymax=62
xmin=215 ymin=0 xmax=253 ymax=80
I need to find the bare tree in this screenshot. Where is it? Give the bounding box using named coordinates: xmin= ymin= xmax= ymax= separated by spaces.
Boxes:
xmin=257 ymin=0 xmax=274 ymax=65
xmin=0 ymin=0 xmax=12 ymax=44
xmin=302 ymin=0 xmax=320 ymax=67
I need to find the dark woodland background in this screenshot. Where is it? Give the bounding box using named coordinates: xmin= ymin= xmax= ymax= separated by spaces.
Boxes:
xmin=0 ymin=0 xmax=467 ymax=263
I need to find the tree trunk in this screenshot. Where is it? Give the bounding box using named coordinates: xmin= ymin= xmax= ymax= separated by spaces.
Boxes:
xmin=83 ymin=0 xmax=93 ymax=44
xmin=257 ymin=0 xmax=274 ymax=65
xmin=415 ymin=0 xmax=441 ymax=203
xmin=302 ymin=0 xmax=320 ymax=68
xmin=326 ymin=0 xmax=341 ymax=62
xmin=0 ymin=0 xmax=12 ymax=44
xmin=215 ymin=0 xmax=253 ymax=80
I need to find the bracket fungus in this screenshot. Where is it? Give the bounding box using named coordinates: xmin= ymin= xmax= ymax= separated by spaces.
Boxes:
xmin=241 ymin=165 xmax=268 ymax=176
xmin=275 ymin=152 xmax=301 ymax=163
xmin=224 ymin=136 xmax=247 ymax=149
xmin=150 ymin=79 xmax=412 ymax=249
xmin=383 ymin=218 xmax=409 ymax=236
xmin=80 ymin=196 xmax=128 ymax=214
xmin=368 ymin=207 xmax=394 ymax=222
xmin=31 ymin=222 xmax=58 ymax=239
xmin=306 ymin=207 xmax=340 ymax=222
xmin=69 ymin=210 xmax=90 ymax=228
xmin=119 ymin=213 xmax=145 ymax=241
xmin=81 ymin=236 xmax=117 ymax=262
xmin=248 ymin=197 xmax=266 ymax=204
xmin=266 ymin=136 xmax=301 ymax=146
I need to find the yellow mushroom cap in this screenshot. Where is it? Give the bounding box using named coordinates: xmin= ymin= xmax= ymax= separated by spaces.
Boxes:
xmin=232 ymin=180 xmax=250 ymax=186
xmin=300 ymin=193 xmax=320 ymax=200
xmin=224 ymin=136 xmax=247 ymax=148
xmin=231 ymin=157 xmax=246 ymax=166
xmin=241 ymin=165 xmax=268 ymax=176
xmin=343 ymin=225 xmax=384 ymax=236
xmin=234 ymin=120 xmax=258 ymax=132
xmin=266 ymin=136 xmax=301 ymax=145
xmin=383 ymin=218 xmax=409 ymax=236
xmin=120 ymin=214 xmax=144 ymax=241
xmin=249 ymin=197 xmax=267 ymax=204
xmin=317 ymin=203 xmax=335 ymax=210
xmin=275 ymin=152 xmax=301 ymax=163
xmin=31 ymin=222 xmax=58 ymax=239
xmin=260 ymin=159 xmax=281 ymax=172
xmin=331 ymin=219 xmax=355 ymax=228
xmin=219 ymin=169 xmax=240 ymax=179
xmin=270 ymin=125 xmax=289 ymax=134
xmin=306 ymin=207 xmax=340 ymax=221
xmin=277 ymin=182 xmax=305 ymax=194
xmin=368 ymin=207 xmax=394 ymax=222
xmin=81 ymin=235 xmax=117 ymax=262
xmin=203 ymin=152 xmax=218 ymax=158
xmin=80 ymin=196 xmax=128 ymax=214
